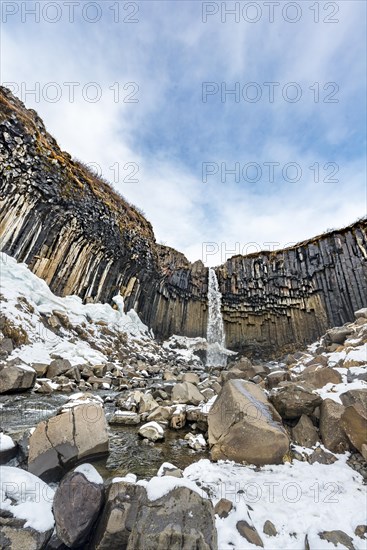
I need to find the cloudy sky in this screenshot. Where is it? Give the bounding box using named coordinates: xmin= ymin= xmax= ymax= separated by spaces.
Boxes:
xmin=1 ymin=0 xmax=366 ymax=265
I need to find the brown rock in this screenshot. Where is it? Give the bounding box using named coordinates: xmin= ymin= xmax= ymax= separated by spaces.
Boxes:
xmin=308 ymin=447 xmax=337 ymax=465
xmin=341 ymin=404 xmax=367 ymax=457
xmin=319 ymin=399 xmax=350 ymax=453
xmin=270 ymin=383 xmax=322 ymax=419
xmin=236 ymin=520 xmax=264 ymax=547
xmin=297 ymin=366 xmax=342 ymax=389
xmin=291 ymin=415 xmax=319 ymax=447
xmin=208 ymin=380 xmax=289 ymax=465
xmin=214 ymin=498 xmax=233 ymax=519
xmin=0 ymin=359 xmax=36 ymax=394
xmin=319 ymin=530 xmax=355 ymax=549
xmin=263 ymin=520 xmax=277 ymax=537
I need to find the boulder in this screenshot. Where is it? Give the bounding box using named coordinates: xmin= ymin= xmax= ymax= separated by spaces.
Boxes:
xmin=0 ymin=433 xmax=17 ymax=464
xmin=308 ymin=447 xmax=337 ymax=465
xmin=270 ymin=383 xmax=322 ymax=419
xmin=92 ymin=482 xmax=217 ymax=550
xmin=319 ymin=399 xmax=350 ymax=453
xmin=318 ymin=530 xmax=355 ymax=549
xmin=46 ymin=359 xmax=72 ymax=379
xmin=182 ymin=372 xmax=200 ymax=385
xmin=325 ymin=327 xmax=353 ymax=345
xmin=340 ymin=389 xmax=367 ymax=410
xmin=236 ymin=520 xmax=264 ymax=547
xmin=172 ymin=382 xmax=204 ymax=405
xmin=0 ymin=466 xmax=54 ymax=549
xmin=222 ymin=362 xmax=266 ymax=383
xmin=208 ymin=380 xmax=289 ymax=465
xmin=297 ymin=366 xmax=342 ymax=389
xmin=263 ymin=520 xmax=277 ymax=537
xmin=28 ymin=402 xmax=109 ymax=481
xmin=138 ymin=421 xmax=165 ymax=441
xmin=109 ymin=411 xmax=141 ymax=425
xmin=53 ymin=465 xmax=104 ymax=548
xmin=266 ymin=370 xmax=288 ymax=389
xmin=127 ymin=486 xmax=217 ymax=550
xmin=0 ymin=359 xmax=36 ymax=394
xmin=214 ymin=498 xmax=233 ymax=519
xmin=341 ymin=404 xmax=367 ymax=458
xmin=291 ymin=415 xmax=319 ymax=447
xmin=355 ymin=308 xmax=367 ymax=320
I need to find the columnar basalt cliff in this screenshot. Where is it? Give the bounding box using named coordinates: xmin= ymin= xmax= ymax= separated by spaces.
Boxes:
xmin=0 ymin=87 xmax=366 ymax=356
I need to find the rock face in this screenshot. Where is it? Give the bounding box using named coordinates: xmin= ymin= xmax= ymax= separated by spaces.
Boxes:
xmin=28 ymin=403 xmax=109 ymax=481
xmin=1 ymin=86 xmax=367 ymax=355
xmin=0 ymin=359 xmax=36 ymax=394
xmin=208 ymin=380 xmax=289 ymax=464
xmin=53 ymin=469 xmax=104 ymax=548
xmin=92 ymin=481 xmax=217 ymax=550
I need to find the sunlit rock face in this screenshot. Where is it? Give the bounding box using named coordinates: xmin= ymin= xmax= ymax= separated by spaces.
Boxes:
xmin=1 ymin=86 xmax=366 ymax=356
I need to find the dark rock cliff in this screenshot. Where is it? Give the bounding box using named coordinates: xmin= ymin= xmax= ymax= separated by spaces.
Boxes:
xmin=0 ymin=87 xmax=366 ymax=356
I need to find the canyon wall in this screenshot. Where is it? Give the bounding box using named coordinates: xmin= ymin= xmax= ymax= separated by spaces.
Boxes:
xmin=1 ymin=87 xmax=366 ymax=356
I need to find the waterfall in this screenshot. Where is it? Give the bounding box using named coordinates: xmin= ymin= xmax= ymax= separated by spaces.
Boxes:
xmin=206 ymin=268 xmax=227 ymax=367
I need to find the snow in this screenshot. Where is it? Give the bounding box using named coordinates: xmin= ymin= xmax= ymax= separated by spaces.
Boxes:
xmin=183 ymin=456 xmax=367 ymax=550
xmin=0 ymin=466 xmax=55 ymax=532
xmin=316 ymin=379 xmax=367 ymax=403
xmin=74 ymin=463 xmax=103 ymax=485
xmin=157 ymin=462 xmax=180 ymax=476
xmin=0 ymin=433 xmax=16 ymax=451
xmin=140 ymin=421 xmax=164 ymax=435
xmin=137 ymin=475 xmax=207 ymax=501
xmin=112 ymin=473 xmax=137 ymax=484
xmin=0 ymin=252 xmax=151 ymax=366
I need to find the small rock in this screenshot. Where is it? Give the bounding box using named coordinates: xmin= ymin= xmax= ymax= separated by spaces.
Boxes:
xmin=291 ymin=415 xmax=319 ymax=447
xmin=354 ymin=524 xmax=367 ymax=539
xmin=138 ymin=421 xmax=165 ymax=441
xmin=214 ymin=498 xmax=233 ymax=518
xmin=308 ymin=447 xmax=337 ymax=465
xmin=109 ymin=411 xmax=141 ymax=425
xmin=263 ymin=520 xmax=277 ymax=537
xmin=319 ymin=530 xmax=355 ymax=549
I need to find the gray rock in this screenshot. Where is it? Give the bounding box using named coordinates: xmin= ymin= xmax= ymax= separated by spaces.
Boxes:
xmin=325 ymin=327 xmax=353 ymax=345
xmin=319 ymin=530 xmax=355 ymax=549
xmin=270 ymin=383 xmax=322 ymax=419
xmin=354 ymin=525 xmax=367 ymax=539
xmin=28 ymin=402 xmax=109 ymax=481
xmin=340 ymin=389 xmax=367 ymax=410
xmin=53 ymin=469 xmax=104 ymax=548
xmin=0 ymin=359 xmax=36 ymax=394
xmin=172 ymin=382 xmax=204 ymax=405
xmin=46 ymin=359 xmax=72 ymax=379
xmin=0 ymin=515 xmax=52 ymax=550
xmin=308 ymin=447 xmax=337 ymax=465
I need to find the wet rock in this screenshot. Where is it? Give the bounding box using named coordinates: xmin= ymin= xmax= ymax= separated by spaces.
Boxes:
xmin=0 ymin=358 xmax=37 ymax=395
xmin=270 ymin=383 xmax=322 ymax=419
xmin=214 ymin=498 xmax=233 ymax=519
xmin=138 ymin=421 xmax=165 ymax=441
xmin=291 ymin=415 xmax=319 ymax=447
xmin=53 ymin=466 xmax=104 ymax=548
xmin=28 ymin=402 xmax=109 ymax=481
xmin=208 ymin=380 xmax=289 ymax=465
xmin=319 ymin=399 xmax=350 ymax=453
xmin=263 ymin=520 xmax=277 ymax=537
xmin=236 ymin=520 xmax=264 ymax=547
xmin=318 ymin=530 xmax=355 ymax=549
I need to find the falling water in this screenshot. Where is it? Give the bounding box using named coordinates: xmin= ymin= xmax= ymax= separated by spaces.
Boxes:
xmin=206 ymin=268 xmax=227 ymax=367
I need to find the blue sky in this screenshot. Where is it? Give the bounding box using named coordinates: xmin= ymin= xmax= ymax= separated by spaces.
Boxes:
xmin=1 ymin=0 xmax=366 ymax=265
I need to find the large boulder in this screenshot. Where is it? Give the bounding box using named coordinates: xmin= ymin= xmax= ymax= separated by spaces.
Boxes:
xmin=341 ymin=404 xmax=367 ymax=459
xmin=93 ymin=480 xmax=217 ymax=550
xmin=0 ymin=466 xmax=54 ymax=549
xmin=0 ymin=359 xmax=36 ymax=394
xmin=319 ymin=399 xmax=350 ymax=453
xmin=172 ymin=382 xmax=204 ymax=405
xmin=53 ymin=465 xmax=104 ymax=548
xmin=269 ymin=383 xmax=322 ymax=419
xmin=221 ymin=360 xmax=266 ymax=383
xmin=46 ymin=359 xmax=72 ymax=379
xmin=325 ymin=327 xmax=353 ymax=345
xmin=208 ymin=380 xmax=289 ymax=465
xmin=297 ymin=366 xmax=342 ymax=389
xmin=28 ymin=402 xmax=109 ymax=481
xmin=340 ymin=389 xmax=367 ymax=410
xmin=291 ymin=415 xmax=319 ymax=447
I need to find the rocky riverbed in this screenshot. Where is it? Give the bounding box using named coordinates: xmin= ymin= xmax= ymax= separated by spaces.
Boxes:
xmin=1 ymin=252 xmax=367 ymax=549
